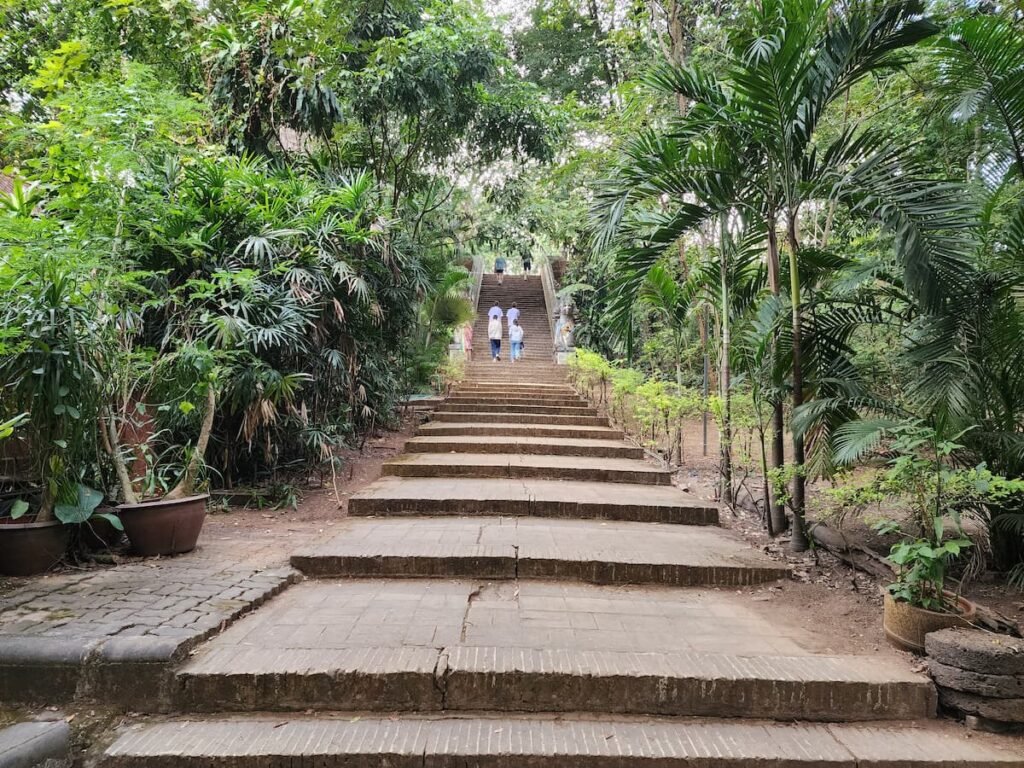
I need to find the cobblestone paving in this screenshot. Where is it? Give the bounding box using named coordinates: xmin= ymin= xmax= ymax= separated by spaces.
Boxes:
xmin=0 ymin=532 xmax=302 ymax=707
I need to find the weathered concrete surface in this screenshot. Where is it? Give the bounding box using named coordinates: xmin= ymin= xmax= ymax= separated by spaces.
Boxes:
xmin=291 ymin=517 xmax=785 ymax=586
xmin=417 ymin=422 xmax=625 ymax=439
xmin=0 ymin=720 xmax=70 ymax=768
xmin=926 ymin=628 xmax=1024 ymax=675
xmin=0 ymin=559 xmax=298 ymax=709
xmin=404 ymin=435 xmax=643 ymax=459
xmin=382 ymin=452 xmax=672 ymax=484
xmin=100 ymin=716 xmax=1024 ymax=767
xmin=175 ymin=580 xmax=933 ymax=720
xmin=348 ymin=476 xmax=719 ymax=524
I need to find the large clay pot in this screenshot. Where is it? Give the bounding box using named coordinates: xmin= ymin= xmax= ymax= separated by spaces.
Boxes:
xmin=78 ymin=508 xmax=124 ymax=551
xmin=0 ymin=519 xmax=69 ymax=576
xmin=883 ymin=591 xmax=977 ymax=654
xmin=117 ymin=494 xmax=208 ymax=557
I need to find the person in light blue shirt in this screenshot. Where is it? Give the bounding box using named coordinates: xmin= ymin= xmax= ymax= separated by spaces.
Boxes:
xmin=509 ymin=318 xmax=524 ymax=362
xmin=494 ymin=255 xmax=507 ymax=284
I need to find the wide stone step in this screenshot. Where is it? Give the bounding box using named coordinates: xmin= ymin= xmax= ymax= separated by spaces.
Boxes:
xmin=417 ymin=422 xmax=625 ymax=440
xmin=446 ymin=395 xmax=588 ymax=406
xmin=349 ymin=476 xmax=716 ymax=524
xmin=437 ymin=403 xmax=596 ymax=415
xmin=173 ymin=580 xmax=928 ymax=722
xmin=404 ymin=435 xmax=642 ymax=459
xmin=382 ymin=453 xmax=669 ymax=484
xmin=290 ymin=517 xmax=786 ymax=586
xmin=455 ymin=386 xmax=578 ymax=397
xmin=432 ymin=412 xmax=608 ymax=426
xmin=102 ymin=716 xmax=1024 ymax=767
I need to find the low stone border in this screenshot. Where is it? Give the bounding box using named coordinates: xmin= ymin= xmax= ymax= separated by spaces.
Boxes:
xmin=926 ymin=627 xmax=1024 ymax=732
xmin=0 ymin=720 xmax=70 ymax=767
xmin=0 ymin=563 xmax=299 ymax=712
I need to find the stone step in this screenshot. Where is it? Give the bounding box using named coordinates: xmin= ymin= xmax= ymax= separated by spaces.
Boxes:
xmin=102 ymin=716 xmax=1024 ymax=767
xmin=290 ymin=517 xmax=786 ymax=586
xmin=446 ymin=393 xmax=585 ymax=405
xmin=417 ymin=422 xmax=624 ymax=440
xmin=431 ymin=412 xmax=608 ymax=426
xmin=456 ymin=385 xmax=577 ymax=395
xmin=382 ymin=452 xmax=669 ymax=484
xmin=348 ymin=476 xmax=715 ymax=524
xmin=437 ymin=403 xmax=596 ymax=415
xmin=173 ymin=580 xmax=929 ymax=722
xmin=404 ymin=435 xmax=642 ymax=459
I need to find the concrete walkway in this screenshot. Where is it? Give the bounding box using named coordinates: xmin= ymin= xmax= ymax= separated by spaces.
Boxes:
xmin=100 ymin=274 xmax=1024 ymax=766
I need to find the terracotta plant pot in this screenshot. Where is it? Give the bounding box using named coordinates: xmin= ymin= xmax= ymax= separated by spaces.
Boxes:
xmin=117 ymin=494 xmax=209 ymax=557
xmin=0 ymin=518 xmax=69 ymax=576
xmin=883 ymin=591 xmax=977 ymax=654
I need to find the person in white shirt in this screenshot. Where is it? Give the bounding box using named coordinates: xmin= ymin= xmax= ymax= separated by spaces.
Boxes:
xmin=488 ymin=316 xmax=503 ymax=361
xmin=509 ymin=318 xmax=524 ymax=362
xmin=506 ymin=302 xmax=520 ymax=329
xmin=488 ymin=303 xmax=502 ymax=321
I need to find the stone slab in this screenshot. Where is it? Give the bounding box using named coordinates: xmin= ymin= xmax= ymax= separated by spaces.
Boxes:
xmin=926 ymin=628 xmax=1024 ymax=676
xmin=431 ymin=411 xmax=608 ymax=425
xmin=928 ymin=659 xmax=1024 ymax=698
xmin=382 ymin=452 xmax=671 ymax=484
xmin=0 ymin=721 xmax=70 ymax=768
xmin=348 ymin=476 xmax=718 ymax=524
xmin=417 ymin=422 xmax=625 ymax=439
xmin=100 ymin=716 xmax=1024 ymax=767
xmin=938 ymin=687 xmax=1024 ymax=722
xmin=0 ymin=559 xmax=299 ymax=709
xmin=291 ymin=517 xmax=785 ymax=586
xmin=174 ymin=580 xmax=931 ymax=719
xmin=404 ymin=435 xmax=643 ymax=458
xmin=437 ymin=403 xmax=596 ymax=415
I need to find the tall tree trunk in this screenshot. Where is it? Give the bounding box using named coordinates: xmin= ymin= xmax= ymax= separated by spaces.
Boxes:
xmin=786 ymin=213 xmax=809 ymax=552
xmin=719 ymin=216 xmax=733 ymax=506
xmin=765 ymin=211 xmax=789 ymax=534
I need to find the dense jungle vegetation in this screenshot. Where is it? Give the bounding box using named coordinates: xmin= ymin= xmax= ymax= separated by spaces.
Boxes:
xmin=2 ymin=0 xmax=1023 ymax=584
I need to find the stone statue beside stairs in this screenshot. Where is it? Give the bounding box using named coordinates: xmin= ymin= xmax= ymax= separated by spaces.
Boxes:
xmin=553 ymin=300 xmax=575 ymax=362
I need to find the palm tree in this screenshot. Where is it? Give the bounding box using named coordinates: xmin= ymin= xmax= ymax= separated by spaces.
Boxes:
xmin=594 ymin=0 xmax=970 ymax=550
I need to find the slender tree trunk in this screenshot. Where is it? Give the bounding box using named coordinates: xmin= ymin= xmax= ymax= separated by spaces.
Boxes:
xmin=719 ymin=217 xmax=733 ymax=506
xmin=765 ymin=211 xmax=789 ymax=534
xmin=786 ymin=214 xmax=809 ymax=552
xmin=166 ymin=386 xmax=217 ymax=500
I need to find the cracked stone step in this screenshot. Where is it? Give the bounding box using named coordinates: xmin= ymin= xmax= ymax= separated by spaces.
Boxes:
xmin=290 ymin=517 xmax=786 ymax=585
xmin=101 ymin=716 xmax=1024 ymax=768
xmin=403 ymin=436 xmax=643 ymax=459
xmin=417 ymin=422 xmax=625 ymax=440
xmin=173 ymin=580 xmax=930 ymax=721
xmin=382 ymin=453 xmax=670 ymax=484
xmin=348 ymin=476 xmax=716 ymax=524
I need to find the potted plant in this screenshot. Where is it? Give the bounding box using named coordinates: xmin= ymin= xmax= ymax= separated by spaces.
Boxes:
xmin=101 ymin=339 xmax=218 ymax=556
xmin=838 ymin=422 xmax=1024 ymax=653
xmin=0 ymin=256 xmax=122 ymax=575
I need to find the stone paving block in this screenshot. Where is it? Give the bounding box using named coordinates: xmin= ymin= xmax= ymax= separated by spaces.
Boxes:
xmin=0 ymin=720 xmax=70 ymax=768
xmin=99 ymin=716 xmax=1024 ymax=767
xmin=0 ymin=559 xmax=300 ymax=709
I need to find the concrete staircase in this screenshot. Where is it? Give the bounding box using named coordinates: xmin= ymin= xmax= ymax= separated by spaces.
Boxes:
xmin=101 ymin=273 xmax=1024 ymax=766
